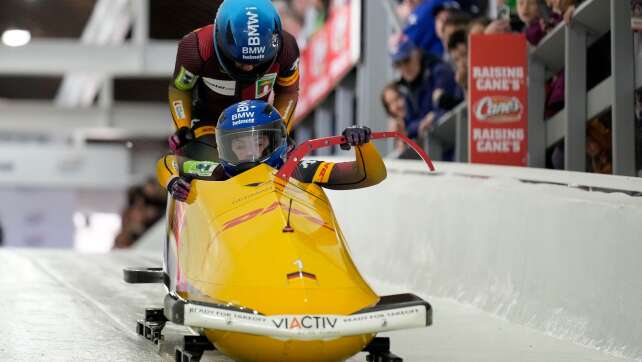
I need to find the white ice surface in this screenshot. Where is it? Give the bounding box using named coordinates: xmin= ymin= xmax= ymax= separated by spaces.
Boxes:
xmin=1 ymin=248 xmax=637 ymax=361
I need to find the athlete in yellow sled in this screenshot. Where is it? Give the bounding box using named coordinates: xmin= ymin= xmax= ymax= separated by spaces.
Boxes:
xmin=125 ymin=100 xmax=432 ymax=362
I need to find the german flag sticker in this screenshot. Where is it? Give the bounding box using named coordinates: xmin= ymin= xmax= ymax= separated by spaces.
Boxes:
xmin=287 ymin=271 xmax=317 ymax=281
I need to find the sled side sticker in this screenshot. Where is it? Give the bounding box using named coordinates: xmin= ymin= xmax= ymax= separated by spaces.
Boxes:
xmin=286 ymin=271 xmax=317 ymax=281
xmin=272 ymin=316 xmax=337 ymax=330
xmin=220 ymin=201 xmax=334 ymax=233
xmin=180 ymin=301 xmax=429 ymax=339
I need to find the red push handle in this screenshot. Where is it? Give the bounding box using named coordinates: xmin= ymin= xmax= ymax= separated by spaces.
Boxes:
xmin=276 ymin=131 xmax=435 ymax=181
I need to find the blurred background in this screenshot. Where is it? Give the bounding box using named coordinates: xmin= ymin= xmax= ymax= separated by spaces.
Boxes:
xmin=0 ymin=0 xmax=640 ymax=251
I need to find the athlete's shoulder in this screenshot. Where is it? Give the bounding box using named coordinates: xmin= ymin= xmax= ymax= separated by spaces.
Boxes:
xmin=280 ymin=31 xmax=300 ymax=56
xmin=277 ymin=31 xmax=300 ymax=74
xmin=281 ymin=31 xmax=299 ymax=49
xmin=194 ymin=25 xmax=214 ymax=61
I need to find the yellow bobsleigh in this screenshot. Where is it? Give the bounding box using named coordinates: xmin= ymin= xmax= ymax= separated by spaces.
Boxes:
xmin=125 ymin=132 xmax=434 ymax=362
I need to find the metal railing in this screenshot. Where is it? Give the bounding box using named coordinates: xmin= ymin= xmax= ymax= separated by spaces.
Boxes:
xmin=431 ymin=0 xmax=640 ymax=176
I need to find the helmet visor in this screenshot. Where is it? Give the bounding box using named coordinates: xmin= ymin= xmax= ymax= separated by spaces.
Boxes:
xmin=217 ymin=123 xmax=286 ymax=166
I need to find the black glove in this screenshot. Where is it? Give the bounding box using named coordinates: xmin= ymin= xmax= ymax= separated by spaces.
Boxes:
xmin=340 ymin=126 xmax=372 ymax=150
xmin=167 ymin=177 xmax=191 ymax=202
xmin=168 ymin=127 xmax=195 ymax=152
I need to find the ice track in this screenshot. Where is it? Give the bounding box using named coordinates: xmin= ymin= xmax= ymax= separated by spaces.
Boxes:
xmin=0 ymin=249 xmax=634 ymax=362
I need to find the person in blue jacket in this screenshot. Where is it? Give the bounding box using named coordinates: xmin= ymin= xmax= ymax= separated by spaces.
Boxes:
xmin=390 ymin=35 xmax=463 ymax=141
xmin=403 ymin=0 xmax=480 ymax=58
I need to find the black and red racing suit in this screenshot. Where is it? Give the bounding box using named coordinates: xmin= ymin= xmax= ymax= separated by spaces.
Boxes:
xmin=168 ymin=25 xmax=301 ymax=141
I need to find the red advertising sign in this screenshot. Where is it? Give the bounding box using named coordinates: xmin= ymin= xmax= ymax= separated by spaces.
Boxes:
xmin=295 ymin=0 xmax=361 ymax=121
xmin=468 ymin=33 xmax=528 ymax=166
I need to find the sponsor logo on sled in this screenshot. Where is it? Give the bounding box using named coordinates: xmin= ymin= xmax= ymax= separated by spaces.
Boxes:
xmin=272 ymin=316 xmax=338 ymax=330
xmin=473 ymin=96 xmax=522 ymax=123
xmin=221 ymin=201 xmax=335 ymax=232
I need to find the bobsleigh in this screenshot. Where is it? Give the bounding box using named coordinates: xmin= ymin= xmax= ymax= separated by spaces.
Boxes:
xmin=125 ymin=132 xmax=435 ymax=362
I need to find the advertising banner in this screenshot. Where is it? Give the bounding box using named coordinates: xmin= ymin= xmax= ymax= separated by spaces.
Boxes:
xmin=295 ymin=0 xmax=361 ymax=121
xmin=468 ymin=33 xmax=528 ymax=166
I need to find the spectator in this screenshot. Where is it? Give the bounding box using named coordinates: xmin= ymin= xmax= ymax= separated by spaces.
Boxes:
xmin=548 ymin=0 xmax=579 ymax=24
xmin=433 ymin=1 xmax=464 ymax=55
xmin=404 ymin=0 xmax=451 ymax=57
xmin=113 ymin=178 xmax=167 ymax=249
xmin=586 ymin=118 xmax=612 ymax=174
xmin=381 ymin=82 xmax=408 ymax=154
xmin=440 ymin=10 xmax=473 ymax=57
xmin=484 ymin=18 xmax=512 ymax=34
xmin=517 ymin=0 xmax=555 ymax=45
xmin=390 ymin=35 xmax=464 ymax=141
xmin=114 ymin=186 xmax=146 ymax=249
xmin=395 ymin=0 xmax=417 ymax=24
xmin=447 ymin=29 xmax=469 ymax=93
xmin=469 ymin=16 xmax=491 ymax=34
xmin=518 ymin=0 xmax=564 ymax=118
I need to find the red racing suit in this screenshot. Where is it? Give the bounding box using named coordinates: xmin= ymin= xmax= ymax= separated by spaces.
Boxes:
xmin=169 ymin=25 xmax=301 ymax=138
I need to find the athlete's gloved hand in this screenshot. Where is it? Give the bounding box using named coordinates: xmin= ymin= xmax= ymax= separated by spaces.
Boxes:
xmin=168 ymin=127 xmax=195 ymax=153
xmin=167 ymin=176 xmax=191 ymax=202
xmin=340 ymin=126 xmax=372 ymax=150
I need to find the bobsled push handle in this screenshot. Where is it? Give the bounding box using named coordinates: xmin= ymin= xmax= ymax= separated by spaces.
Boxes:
xmin=277 ymin=131 xmax=435 ymax=181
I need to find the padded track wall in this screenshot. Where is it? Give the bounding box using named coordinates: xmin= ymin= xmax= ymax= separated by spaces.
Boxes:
xmin=325 ymin=160 xmax=642 ymax=360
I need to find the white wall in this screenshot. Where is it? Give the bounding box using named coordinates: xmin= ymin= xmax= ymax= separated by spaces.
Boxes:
xmin=0 ymin=143 xmax=130 ymax=189
xmin=325 ymin=160 xmax=642 ymax=360
xmin=0 ymin=189 xmax=75 ymax=248
xmin=0 ymin=143 xmax=131 ymax=249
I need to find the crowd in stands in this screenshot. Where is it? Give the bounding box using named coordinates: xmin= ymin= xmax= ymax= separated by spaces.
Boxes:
xmin=113 ymin=178 xmax=166 ymax=249
xmin=380 ymin=0 xmax=623 ymax=172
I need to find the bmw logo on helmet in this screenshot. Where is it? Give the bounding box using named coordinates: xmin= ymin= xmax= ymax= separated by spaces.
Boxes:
xmin=214 ymin=0 xmax=283 ymax=82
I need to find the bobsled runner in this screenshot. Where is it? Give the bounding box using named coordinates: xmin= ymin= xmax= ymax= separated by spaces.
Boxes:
xmin=125 ymin=131 xmax=435 ymax=362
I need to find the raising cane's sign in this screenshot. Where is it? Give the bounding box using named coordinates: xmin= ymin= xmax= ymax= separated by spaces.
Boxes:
xmin=468 ymin=34 xmax=528 ymax=166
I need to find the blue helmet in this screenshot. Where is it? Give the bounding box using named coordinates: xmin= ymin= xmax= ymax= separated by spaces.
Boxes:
xmin=214 ymin=0 xmax=283 ymax=82
xmin=216 ymin=100 xmax=288 ymax=176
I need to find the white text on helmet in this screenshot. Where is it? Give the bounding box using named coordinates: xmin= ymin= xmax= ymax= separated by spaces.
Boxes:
xmin=246 ymin=7 xmax=260 ymax=46
xmin=232 ymin=118 xmax=256 ymax=127
xmin=231 ymin=112 xmax=254 ymax=121
xmin=242 ymin=46 xmax=266 ymax=55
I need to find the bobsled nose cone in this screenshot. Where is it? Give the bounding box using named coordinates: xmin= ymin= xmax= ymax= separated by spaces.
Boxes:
xmin=205 ymin=330 xmax=374 ymax=362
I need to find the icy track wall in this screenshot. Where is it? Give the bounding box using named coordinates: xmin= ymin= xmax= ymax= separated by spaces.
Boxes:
xmin=325 ymin=159 xmax=642 ymax=360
